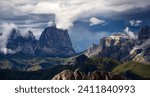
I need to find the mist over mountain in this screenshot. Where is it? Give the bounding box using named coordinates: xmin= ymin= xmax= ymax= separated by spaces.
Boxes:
xmin=1 ymin=0 xmax=150 ymax=52
xmin=6 ymin=29 xmax=37 ymax=55
xmin=0 ymin=0 xmax=150 ymax=80
xmin=0 ymin=25 xmax=150 ymax=80
xmin=0 ymin=26 xmax=75 ymax=57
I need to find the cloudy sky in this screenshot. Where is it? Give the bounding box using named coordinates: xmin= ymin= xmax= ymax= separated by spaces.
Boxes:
xmin=0 ymin=0 xmax=150 ymax=52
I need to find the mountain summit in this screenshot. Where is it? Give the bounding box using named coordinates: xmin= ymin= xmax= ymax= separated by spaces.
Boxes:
xmin=138 ymin=26 xmax=150 ymax=40
xmin=84 ymin=33 xmax=135 ymax=61
xmin=84 ymin=26 xmax=150 ymax=64
xmin=0 ymin=26 xmax=75 ymax=57
xmin=6 ymin=29 xmax=38 ymax=55
xmin=37 ymin=26 xmax=75 ymax=57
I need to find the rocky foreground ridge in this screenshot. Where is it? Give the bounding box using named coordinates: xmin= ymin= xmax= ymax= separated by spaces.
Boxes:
xmin=52 ymin=69 xmax=127 ymax=80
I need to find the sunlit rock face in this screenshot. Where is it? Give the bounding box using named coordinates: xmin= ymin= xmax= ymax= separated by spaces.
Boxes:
xmin=85 ymin=33 xmax=135 ymax=61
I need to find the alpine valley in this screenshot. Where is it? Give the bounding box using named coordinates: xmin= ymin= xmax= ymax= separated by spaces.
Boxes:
xmin=0 ymin=25 xmax=150 ymax=80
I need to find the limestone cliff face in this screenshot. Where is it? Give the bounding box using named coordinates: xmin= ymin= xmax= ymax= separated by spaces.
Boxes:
xmin=138 ymin=26 xmax=150 ymax=40
xmin=129 ymin=26 xmax=150 ymax=64
xmin=84 ymin=26 xmax=150 ymax=64
xmin=52 ymin=69 xmax=127 ymax=80
xmin=3 ymin=26 xmax=75 ymax=57
xmin=37 ymin=27 xmax=75 ymax=57
xmin=85 ymin=33 xmax=135 ymax=61
xmin=6 ymin=29 xmax=37 ymax=55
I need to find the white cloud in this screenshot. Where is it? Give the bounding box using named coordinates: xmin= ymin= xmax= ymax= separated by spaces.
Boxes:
xmin=0 ymin=22 xmax=17 ymax=54
xmin=3 ymin=0 xmax=148 ymax=29
xmin=124 ymin=27 xmax=136 ymax=39
xmin=90 ymin=17 xmax=105 ymax=26
xmin=0 ymin=1 xmax=23 ymax=18
xmin=0 ymin=22 xmax=43 ymax=54
xmin=129 ymin=20 xmax=143 ymax=26
xmin=0 ymin=0 xmax=149 ymax=52
xmin=48 ymin=20 xmax=56 ymax=27
xmin=20 ymin=28 xmax=42 ymax=39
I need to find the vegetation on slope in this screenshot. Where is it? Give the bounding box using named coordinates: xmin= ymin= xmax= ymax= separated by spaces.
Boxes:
xmin=0 ymin=55 xmax=150 ymax=80
xmin=112 ymin=61 xmax=150 ymax=79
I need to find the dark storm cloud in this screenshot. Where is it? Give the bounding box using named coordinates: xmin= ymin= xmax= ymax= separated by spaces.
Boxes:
xmin=111 ymin=5 xmax=150 ymax=20
xmin=0 ymin=0 xmax=150 ymax=29
xmin=0 ymin=0 xmax=150 ymax=52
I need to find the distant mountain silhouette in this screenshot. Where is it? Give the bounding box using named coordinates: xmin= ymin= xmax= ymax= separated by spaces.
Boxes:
xmin=37 ymin=26 xmax=75 ymax=57
xmin=2 ymin=26 xmax=76 ymax=57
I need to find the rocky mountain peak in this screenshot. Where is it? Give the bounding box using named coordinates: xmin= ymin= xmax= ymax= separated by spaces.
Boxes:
xmin=7 ymin=29 xmax=22 ymax=50
xmin=6 ymin=29 xmax=37 ymax=55
xmin=138 ymin=25 xmax=150 ymax=40
xmin=39 ymin=26 xmax=72 ymax=49
xmin=37 ymin=26 xmax=75 ymax=57
xmin=103 ymin=33 xmax=133 ymax=46
xmin=25 ymin=31 xmax=36 ymax=40
xmin=84 ymin=26 xmax=150 ymax=64
xmin=85 ymin=32 xmax=135 ymax=60
xmin=0 ymin=26 xmax=76 ymax=57
xmin=110 ymin=33 xmax=131 ymax=40
xmin=9 ymin=28 xmax=21 ymax=39
xmin=129 ymin=26 xmax=150 ymax=64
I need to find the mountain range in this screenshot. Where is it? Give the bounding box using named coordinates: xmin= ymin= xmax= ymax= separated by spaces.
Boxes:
xmin=1 ymin=26 xmax=75 ymax=57
xmin=0 ymin=25 xmax=150 ymax=80
xmin=84 ymin=26 xmax=150 ymax=64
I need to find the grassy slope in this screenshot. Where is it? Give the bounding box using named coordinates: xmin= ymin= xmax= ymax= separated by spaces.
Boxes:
xmin=0 ymin=56 xmax=122 ymax=80
xmin=112 ymin=61 xmax=150 ymax=79
xmin=73 ymin=56 xmax=121 ymax=74
xmin=90 ymin=57 xmax=121 ymax=72
xmin=0 ymin=55 xmax=150 ymax=80
xmin=0 ymin=65 xmax=71 ymax=80
xmin=0 ymin=57 xmax=70 ymax=71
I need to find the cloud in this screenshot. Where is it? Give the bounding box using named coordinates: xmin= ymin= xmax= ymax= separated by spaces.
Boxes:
xmin=129 ymin=20 xmax=143 ymax=26
xmin=0 ymin=22 xmax=43 ymax=54
xmin=0 ymin=0 xmax=150 ymax=52
xmin=1 ymin=0 xmax=149 ymax=30
xmin=23 ymin=0 xmax=150 ymax=29
xmin=90 ymin=17 xmax=105 ymax=26
xmin=20 ymin=28 xmax=43 ymax=39
xmin=0 ymin=1 xmax=22 ymax=19
xmin=0 ymin=22 xmax=17 ymax=54
xmin=124 ymin=27 xmax=136 ymax=38
xmin=48 ymin=20 xmax=56 ymax=27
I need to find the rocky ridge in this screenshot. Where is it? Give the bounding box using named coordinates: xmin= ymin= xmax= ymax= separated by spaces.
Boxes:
xmin=7 ymin=29 xmax=37 ymax=55
xmin=84 ymin=26 xmax=150 ymax=64
xmin=129 ymin=26 xmax=150 ymax=63
xmin=37 ymin=27 xmax=75 ymax=57
xmin=0 ymin=26 xmax=75 ymax=57
xmin=52 ymin=69 xmax=127 ymax=80
xmin=85 ymin=33 xmax=135 ymax=61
